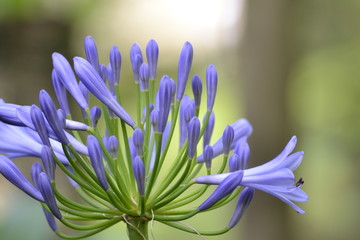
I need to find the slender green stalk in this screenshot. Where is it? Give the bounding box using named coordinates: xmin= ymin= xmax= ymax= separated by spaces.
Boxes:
xmin=126 ymin=218 xmax=149 ymax=240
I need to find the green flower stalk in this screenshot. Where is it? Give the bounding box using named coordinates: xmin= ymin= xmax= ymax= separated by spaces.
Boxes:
xmin=0 ymin=36 xmax=307 ymax=240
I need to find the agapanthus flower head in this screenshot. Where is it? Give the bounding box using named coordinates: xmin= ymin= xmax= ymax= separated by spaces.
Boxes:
xmin=0 ymin=36 xmax=307 ymax=240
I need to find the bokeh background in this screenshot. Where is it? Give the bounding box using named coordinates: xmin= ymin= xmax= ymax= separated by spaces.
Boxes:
xmin=0 ymin=0 xmax=359 ymax=240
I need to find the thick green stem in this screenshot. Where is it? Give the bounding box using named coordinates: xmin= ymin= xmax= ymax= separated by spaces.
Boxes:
xmin=126 ymin=218 xmax=149 ymax=240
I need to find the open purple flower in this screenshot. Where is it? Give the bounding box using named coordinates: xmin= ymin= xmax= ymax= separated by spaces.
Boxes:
xmin=195 ymin=136 xmax=308 ymax=214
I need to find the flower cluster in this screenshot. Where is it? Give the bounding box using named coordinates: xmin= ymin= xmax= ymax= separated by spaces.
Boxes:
xmin=0 ymin=36 xmax=308 ymax=239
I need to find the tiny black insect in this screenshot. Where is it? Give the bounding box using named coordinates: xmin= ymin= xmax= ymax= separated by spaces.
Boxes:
xmin=296 ymin=177 xmax=304 ymax=187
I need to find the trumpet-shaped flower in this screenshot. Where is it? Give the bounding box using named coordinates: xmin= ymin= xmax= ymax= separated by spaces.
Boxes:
xmin=195 ymin=136 xmax=308 ymax=214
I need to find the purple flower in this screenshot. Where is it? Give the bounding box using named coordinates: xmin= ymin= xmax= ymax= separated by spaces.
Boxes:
xmin=52 ymin=52 xmax=89 ymax=110
xmin=179 ymin=96 xmax=195 ymax=147
xmin=39 ymin=90 xmax=69 ymax=145
xmin=206 ymin=64 xmax=218 ymax=111
xmin=41 ymin=146 xmax=56 ymax=181
xmin=42 ymin=207 xmax=58 ymax=231
xmin=140 ymin=63 xmax=150 ymax=91
xmin=203 ymin=111 xmax=215 ymax=149
xmin=222 ymin=125 xmax=234 ymax=155
xmin=30 ymin=104 xmax=51 ymax=147
xmin=191 ymin=74 xmax=202 ymax=109
xmin=195 ymin=136 xmax=308 ymax=214
xmin=31 ymin=162 xmax=43 ymax=189
xmin=198 ymin=118 xmax=252 ymax=162
xmin=133 ymin=128 xmax=144 ymax=157
xmin=90 ymin=106 xmax=102 ymax=128
xmin=87 ymin=135 xmax=109 ymax=190
xmin=198 ymin=171 xmax=243 ymax=211
xmin=133 ymin=156 xmax=145 ymax=195
xmin=0 ymin=155 xmax=44 ymax=202
xmin=52 ymin=69 xmax=70 ymax=116
xmin=74 ymin=57 xmax=136 ymax=128
xmin=0 ymin=121 xmax=68 ymax=164
xmin=229 ymin=154 xmax=241 ymax=172
xmin=130 ymin=43 xmax=143 ymax=83
xmin=110 ymin=46 xmax=122 ymax=84
xmin=176 ymin=42 xmax=193 ymax=101
xmin=157 ymin=76 xmax=173 ymax=132
xmin=146 ymin=39 xmax=159 ymax=80
xmin=38 ymin=172 xmax=62 ymax=219
xmin=84 ymin=36 xmax=100 ymax=74
xmin=203 ymin=145 xmax=213 ymax=170
xmin=227 ymin=187 xmax=254 ymax=228
xmin=187 ymin=117 xmax=200 ymax=159
xmin=108 ymin=135 xmax=119 ymax=158
xmin=234 ymin=137 xmax=250 ymax=170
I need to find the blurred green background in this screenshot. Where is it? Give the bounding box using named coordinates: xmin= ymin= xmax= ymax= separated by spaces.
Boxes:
xmin=0 ymin=0 xmax=359 ymax=239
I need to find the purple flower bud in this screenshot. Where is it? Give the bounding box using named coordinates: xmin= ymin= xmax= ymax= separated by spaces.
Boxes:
xmin=100 ymin=64 xmax=108 ymax=81
xmin=90 ymin=106 xmax=102 ymax=128
xmin=133 ymin=156 xmax=145 ymax=195
xmin=133 ymin=128 xmax=144 ymax=156
xmin=130 ymin=43 xmax=143 ymax=83
xmin=52 ymin=52 xmax=89 ymax=109
xmin=57 ymin=109 xmax=66 ymax=129
xmin=228 ymin=187 xmax=254 ymax=228
xmin=158 ymin=76 xmax=173 ymax=132
xmin=139 ymin=63 xmax=150 ymax=91
xmin=179 ymin=96 xmax=194 ymax=147
xmin=222 ymin=125 xmax=234 ymax=155
xmin=141 ymin=104 xmax=154 ymax=125
xmin=78 ymin=81 xmax=89 ymax=104
xmin=31 ymin=162 xmax=43 ymax=189
xmin=150 ymin=109 xmax=159 ymax=132
xmin=108 ymin=136 xmax=119 ymax=158
xmin=87 ymin=135 xmax=109 ymax=190
xmin=203 ymin=111 xmax=215 ymax=149
xmin=146 ymin=39 xmax=159 ymax=80
xmin=0 ymin=155 xmax=44 ymax=202
xmin=198 ymin=119 xmax=252 ymax=163
xmin=74 ymin=57 xmax=136 ymax=128
xmin=191 ymin=74 xmax=202 ymax=109
xmin=203 ymin=145 xmax=213 ymax=169
xmin=0 ymin=102 xmax=26 ymax=126
xmin=52 ymin=69 xmax=70 ymax=116
xmin=206 ymin=64 xmax=218 ymax=111
xmin=234 ymin=137 xmax=250 ymax=170
xmin=39 ymin=90 xmax=69 ymax=145
xmin=30 ymin=104 xmax=51 ymax=147
xmin=198 ymin=170 xmax=243 ymax=211
xmin=187 ymin=117 xmax=200 ymax=159
xmin=176 ymin=42 xmax=193 ymax=100
xmin=106 ymin=64 xmax=116 ymax=96
xmin=41 ymin=146 xmax=56 ymax=181
xmin=38 ymin=172 xmax=62 ymax=219
xmin=229 ymin=154 xmax=240 ymax=172
xmin=84 ymin=36 xmax=100 ymax=74
xmin=169 ymin=78 xmax=176 ymax=104
xmin=110 ymin=46 xmax=121 ymax=84
xmin=42 ymin=207 xmax=58 ymax=231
